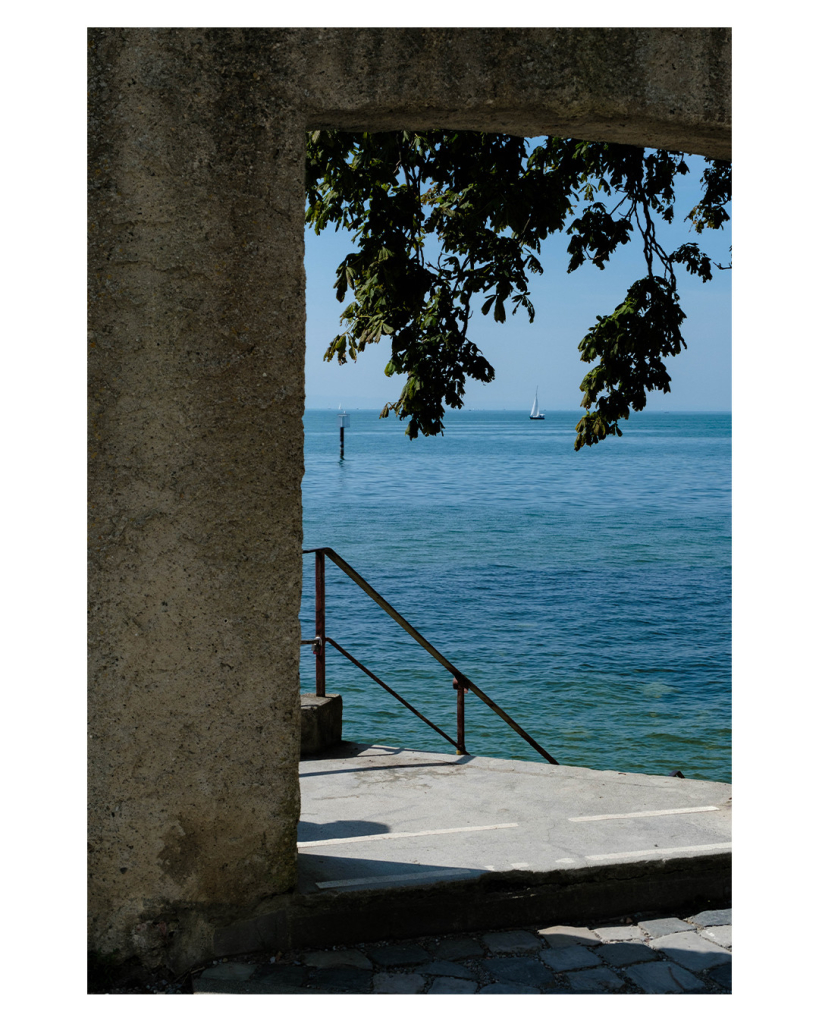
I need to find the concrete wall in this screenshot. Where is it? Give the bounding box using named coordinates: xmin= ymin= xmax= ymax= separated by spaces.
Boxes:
xmin=88 ymin=27 xmax=730 ymax=967
xmin=295 ymin=27 xmax=731 ymax=158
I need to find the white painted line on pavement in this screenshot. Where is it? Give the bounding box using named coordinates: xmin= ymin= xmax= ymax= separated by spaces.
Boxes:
xmin=570 ymin=805 xmax=720 ymax=822
xmin=298 ymin=822 xmax=519 ymax=848
xmin=315 ymin=868 xmax=477 ymax=889
xmin=586 ymin=842 xmax=732 ymax=861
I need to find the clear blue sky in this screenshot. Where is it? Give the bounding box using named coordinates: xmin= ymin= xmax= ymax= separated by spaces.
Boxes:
xmin=304 ymin=148 xmax=731 ymax=413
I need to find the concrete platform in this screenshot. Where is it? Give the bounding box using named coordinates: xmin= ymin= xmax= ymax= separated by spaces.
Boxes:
xmin=298 ymin=742 xmax=731 ymax=892
xmin=214 ymin=743 xmax=731 ymax=957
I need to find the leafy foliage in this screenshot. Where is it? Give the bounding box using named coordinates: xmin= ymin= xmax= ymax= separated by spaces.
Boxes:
xmin=305 ymin=131 xmax=730 ymax=448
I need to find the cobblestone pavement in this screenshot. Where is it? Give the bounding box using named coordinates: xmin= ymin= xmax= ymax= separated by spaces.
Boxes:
xmin=169 ymin=905 xmax=729 ymax=995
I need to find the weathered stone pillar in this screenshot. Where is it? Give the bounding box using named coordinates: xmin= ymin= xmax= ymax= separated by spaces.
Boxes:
xmin=88 ymin=29 xmax=305 ymax=965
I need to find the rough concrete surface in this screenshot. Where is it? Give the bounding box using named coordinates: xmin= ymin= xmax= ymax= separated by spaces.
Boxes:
xmin=296 ymin=27 xmax=731 ymax=159
xmin=300 ymin=693 xmax=342 ymax=755
xmin=88 ymin=27 xmax=730 ymax=969
xmin=88 ymin=29 xmax=306 ymax=968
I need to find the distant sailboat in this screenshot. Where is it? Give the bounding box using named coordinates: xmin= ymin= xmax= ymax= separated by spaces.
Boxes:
xmin=530 ymin=388 xmax=545 ymax=420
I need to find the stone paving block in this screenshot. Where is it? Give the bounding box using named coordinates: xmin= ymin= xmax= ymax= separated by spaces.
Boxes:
xmin=566 ymin=966 xmax=626 ymax=993
xmin=701 ymin=924 xmax=732 ymax=948
xmin=597 ymin=941 xmax=659 ymax=967
xmin=193 ymin=977 xmax=308 ymax=994
xmin=431 ymin=935 xmax=484 ymax=959
xmin=479 ymin=982 xmax=541 ymax=994
xmin=241 ymin=977 xmax=315 ymax=994
xmin=249 ymin=964 xmax=311 ymax=989
xmin=303 ymin=948 xmax=373 ymax=969
xmin=200 ymin=962 xmax=256 ymax=981
xmin=626 ymin=961 xmax=706 ymax=993
xmin=485 ymin=956 xmax=555 ymax=987
xmin=540 ymin=945 xmax=602 ymax=972
xmin=373 ymin=972 xmax=425 ymax=994
xmin=310 ymin=967 xmax=373 ymax=992
xmin=538 ymin=925 xmax=599 ymax=947
xmin=420 ymin=960 xmax=477 ymax=980
xmin=638 ymin=916 xmax=696 ymax=939
xmin=365 ymin=942 xmax=430 ymax=967
xmin=649 ymin=931 xmax=731 ymax=971
xmin=429 ymin=977 xmax=478 ymax=994
xmin=689 ymin=908 xmax=732 ymax=928
xmin=483 ymin=929 xmax=542 ymax=953
xmin=594 ymin=924 xmax=644 ymax=942
xmin=708 ymin=962 xmax=732 ymax=990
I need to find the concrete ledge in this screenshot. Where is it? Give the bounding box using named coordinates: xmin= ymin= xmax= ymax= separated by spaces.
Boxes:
xmin=213 ymin=852 xmax=731 ymax=957
xmin=300 ymin=694 xmax=342 ymax=756
xmin=214 ymin=743 xmax=730 ymax=960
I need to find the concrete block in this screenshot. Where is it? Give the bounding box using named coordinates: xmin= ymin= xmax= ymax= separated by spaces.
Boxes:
xmin=300 ymin=694 xmax=342 ymax=755
xmin=701 ymin=924 xmax=731 ymax=948
xmin=485 ymin=957 xmax=555 ymax=987
xmin=311 ymin=967 xmax=373 ymax=992
xmin=538 ymin=924 xmax=600 ymax=947
xmin=649 ymin=931 xmax=731 ymax=971
xmin=247 ymin=964 xmax=311 ymax=990
xmin=483 ymin=929 xmax=542 ymax=953
xmin=430 ymin=977 xmax=478 ymax=993
xmin=594 ymin=925 xmax=644 ymax=942
xmin=193 ymin=964 xmax=311 ymax=994
xmin=597 ymin=942 xmax=658 ymax=967
xmin=566 ymin=967 xmax=625 ymax=992
xmin=374 ymin=973 xmax=425 ymax=993
xmin=421 ymin=960 xmax=477 ymax=980
xmin=540 ymin=945 xmax=601 ymax=972
xmin=690 ymin=908 xmax=732 ymax=928
xmin=479 ymin=982 xmax=541 ymax=994
xmin=638 ymin=915 xmax=695 ymax=939
xmin=193 ymin=977 xmax=304 ymax=995
xmin=432 ymin=936 xmax=484 ymax=959
xmin=626 ymin=961 xmax=706 ymax=993
xmin=708 ymin=962 xmax=732 ymax=990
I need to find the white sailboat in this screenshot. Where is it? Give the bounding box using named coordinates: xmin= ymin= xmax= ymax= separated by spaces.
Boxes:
xmin=529 ymin=387 xmax=545 ymax=420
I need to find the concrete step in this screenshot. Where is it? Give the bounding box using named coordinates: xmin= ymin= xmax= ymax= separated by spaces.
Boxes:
xmin=214 ymin=743 xmax=730 ymax=956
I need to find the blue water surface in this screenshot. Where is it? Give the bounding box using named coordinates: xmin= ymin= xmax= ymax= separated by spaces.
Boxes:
xmin=300 ymin=409 xmax=731 ymax=782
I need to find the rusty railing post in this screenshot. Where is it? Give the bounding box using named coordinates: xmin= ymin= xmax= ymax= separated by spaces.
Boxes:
xmin=453 ymin=678 xmax=468 ymax=755
xmin=302 ymin=546 xmax=559 ymax=764
xmin=315 ymin=550 xmax=326 ymax=697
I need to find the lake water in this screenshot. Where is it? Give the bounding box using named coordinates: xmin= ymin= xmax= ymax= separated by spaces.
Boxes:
xmin=300 ymin=409 xmax=731 ymax=783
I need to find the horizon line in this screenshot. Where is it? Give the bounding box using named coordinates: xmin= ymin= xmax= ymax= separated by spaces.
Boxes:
xmin=303 ymin=406 xmax=732 ymax=414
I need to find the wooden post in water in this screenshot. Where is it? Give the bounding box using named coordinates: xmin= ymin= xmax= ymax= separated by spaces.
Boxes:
xmin=338 ymin=411 xmax=349 ymax=459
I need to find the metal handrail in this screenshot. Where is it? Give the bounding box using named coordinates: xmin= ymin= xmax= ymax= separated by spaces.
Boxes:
xmin=302 ymin=547 xmax=559 ymax=764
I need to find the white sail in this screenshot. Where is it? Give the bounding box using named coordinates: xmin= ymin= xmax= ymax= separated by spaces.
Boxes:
xmin=530 ymin=390 xmax=539 ymax=417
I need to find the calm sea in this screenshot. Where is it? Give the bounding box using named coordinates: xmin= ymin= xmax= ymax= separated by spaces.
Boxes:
xmin=300 ymin=409 xmax=731 ymax=783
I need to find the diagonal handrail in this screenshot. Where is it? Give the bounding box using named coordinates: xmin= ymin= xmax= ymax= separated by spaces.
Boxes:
xmin=302 ymin=546 xmax=559 ymax=764
xmin=326 ymin=637 xmax=460 ymax=751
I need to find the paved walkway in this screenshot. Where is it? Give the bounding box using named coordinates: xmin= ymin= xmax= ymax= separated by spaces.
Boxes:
xmin=190 ymin=906 xmax=731 ymax=994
